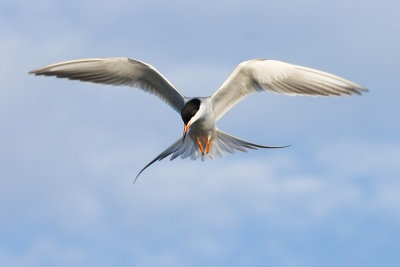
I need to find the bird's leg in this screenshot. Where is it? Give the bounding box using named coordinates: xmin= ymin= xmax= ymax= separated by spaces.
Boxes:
xmin=206 ymin=136 xmax=210 ymax=154
xmin=197 ymin=138 xmax=204 ymax=155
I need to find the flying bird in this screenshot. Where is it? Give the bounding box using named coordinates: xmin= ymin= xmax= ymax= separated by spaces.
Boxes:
xmin=29 ymin=58 xmax=367 ymax=181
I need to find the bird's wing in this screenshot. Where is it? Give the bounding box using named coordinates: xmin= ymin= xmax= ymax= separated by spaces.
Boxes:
xmin=30 ymin=57 xmax=186 ymax=112
xmin=211 ymin=59 xmax=367 ymax=120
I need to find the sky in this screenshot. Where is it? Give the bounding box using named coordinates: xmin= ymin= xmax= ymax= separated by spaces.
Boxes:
xmin=1 ymin=0 xmax=400 ymax=266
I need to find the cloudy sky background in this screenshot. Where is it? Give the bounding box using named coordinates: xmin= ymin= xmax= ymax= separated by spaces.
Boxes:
xmin=1 ymin=0 xmax=400 ymax=266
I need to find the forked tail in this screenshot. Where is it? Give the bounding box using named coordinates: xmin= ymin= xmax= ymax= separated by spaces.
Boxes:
xmin=134 ymin=130 xmax=290 ymax=183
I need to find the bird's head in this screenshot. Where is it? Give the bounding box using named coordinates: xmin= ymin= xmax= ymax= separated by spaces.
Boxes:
xmin=181 ymin=98 xmax=202 ymax=139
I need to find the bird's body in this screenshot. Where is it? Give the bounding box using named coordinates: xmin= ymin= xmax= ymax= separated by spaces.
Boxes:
xmin=185 ymin=97 xmax=216 ymax=153
xmin=29 ymin=57 xmax=367 ymax=181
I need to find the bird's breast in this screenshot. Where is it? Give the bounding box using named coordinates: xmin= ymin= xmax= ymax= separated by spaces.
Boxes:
xmin=190 ymin=119 xmax=216 ymax=136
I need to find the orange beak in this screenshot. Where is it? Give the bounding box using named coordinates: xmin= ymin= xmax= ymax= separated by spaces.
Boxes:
xmin=184 ymin=123 xmax=191 ymax=134
xmin=183 ymin=122 xmax=191 ymax=142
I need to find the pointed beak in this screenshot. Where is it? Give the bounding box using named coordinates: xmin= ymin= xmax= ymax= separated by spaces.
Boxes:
xmin=182 ymin=122 xmax=191 ymax=142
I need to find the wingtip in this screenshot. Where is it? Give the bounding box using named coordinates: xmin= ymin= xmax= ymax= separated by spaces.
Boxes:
xmin=28 ymin=67 xmax=44 ymax=75
xmin=353 ymin=86 xmax=368 ymax=95
xmin=352 ymin=82 xmax=368 ymax=94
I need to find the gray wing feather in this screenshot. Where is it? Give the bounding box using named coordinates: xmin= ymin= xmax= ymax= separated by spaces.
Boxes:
xmin=211 ymin=59 xmax=367 ymax=120
xmin=30 ymin=57 xmax=186 ymax=112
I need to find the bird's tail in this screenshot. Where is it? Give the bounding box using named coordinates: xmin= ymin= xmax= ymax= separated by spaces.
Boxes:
xmin=134 ymin=130 xmax=290 ymax=183
xmin=212 ymin=130 xmax=290 ymax=157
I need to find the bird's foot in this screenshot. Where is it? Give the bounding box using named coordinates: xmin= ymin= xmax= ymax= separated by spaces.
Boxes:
xmin=197 ymin=137 xmax=211 ymax=155
xmin=197 ymin=138 xmax=204 ymax=155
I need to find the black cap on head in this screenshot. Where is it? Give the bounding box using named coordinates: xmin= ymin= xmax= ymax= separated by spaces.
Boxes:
xmin=181 ymin=98 xmax=201 ymax=125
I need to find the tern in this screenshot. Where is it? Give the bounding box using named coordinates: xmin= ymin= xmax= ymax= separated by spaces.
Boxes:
xmin=30 ymin=58 xmax=367 ymax=181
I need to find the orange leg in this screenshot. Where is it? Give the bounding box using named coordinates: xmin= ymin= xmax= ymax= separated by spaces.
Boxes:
xmin=197 ymin=139 xmax=204 ymax=154
xmin=206 ymin=138 xmax=210 ymax=154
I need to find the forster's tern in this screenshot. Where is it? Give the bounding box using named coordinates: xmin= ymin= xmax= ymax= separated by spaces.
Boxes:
xmin=30 ymin=58 xmax=367 ymax=181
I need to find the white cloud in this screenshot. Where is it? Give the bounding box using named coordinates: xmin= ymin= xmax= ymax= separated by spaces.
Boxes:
xmin=2 ymin=0 xmax=400 ymax=265
xmin=316 ymin=139 xmax=400 ymax=176
xmin=73 ymin=140 xmax=400 ymax=235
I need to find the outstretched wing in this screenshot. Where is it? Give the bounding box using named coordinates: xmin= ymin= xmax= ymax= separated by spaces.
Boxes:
xmin=211 ymin=59 xmax=367 ymax=120
xmin=30 ymin=57 xmax=186 ymax=112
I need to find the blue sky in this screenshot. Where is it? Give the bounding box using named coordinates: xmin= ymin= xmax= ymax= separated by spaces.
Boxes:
xmin=1 ymin=0 xmax=400 ymax=266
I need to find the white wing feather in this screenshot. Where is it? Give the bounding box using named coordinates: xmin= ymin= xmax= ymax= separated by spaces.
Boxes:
xmin=211 ymin=59 xmax=367 ymax=120
xmin=30 ymin=57 xmax=186 ymax=112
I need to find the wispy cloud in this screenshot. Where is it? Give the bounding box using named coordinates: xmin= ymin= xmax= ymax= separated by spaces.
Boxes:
xmin=2 ymin=0 xmax=400 ymax=266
